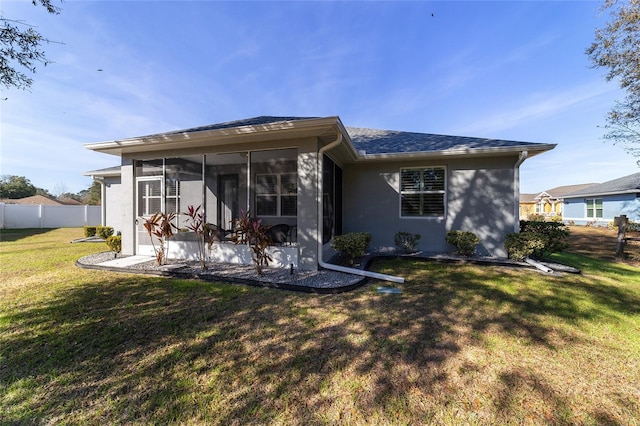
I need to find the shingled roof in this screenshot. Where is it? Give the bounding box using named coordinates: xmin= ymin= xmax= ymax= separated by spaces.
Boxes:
xmin=148 ymin=116 xmax=550 ymax=155
xmin=0 ymin=195 xmax=63 ymax=205
xmin=86 ymin=115 xmax=555 ymax=159
xmin=564 ymin=172 xmax=640 ymax=197
xmin=346 ymin=127 xmax=549 ymax=156
xmin=163 ymin=116 xmax=318 ymax=136
xmin=541 ymin=183 xmax=598 ymax=198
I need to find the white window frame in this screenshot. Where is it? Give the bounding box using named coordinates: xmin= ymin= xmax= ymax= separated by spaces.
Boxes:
xmin=137 ymin=177 xmax=163 ymax=217
xmin=399 ymin=166 xmax=446 ymax=219
xmin=255 ymin=172 xmax=297 ymax=217
xmin=136 ymin=175 xmax=182 ymax=226
xmin=585 ymin=198 xmax=603 ymax=219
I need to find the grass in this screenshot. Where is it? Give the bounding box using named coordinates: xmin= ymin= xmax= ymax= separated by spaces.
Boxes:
xmin=1 ymin=228 xmax=639 ymax=425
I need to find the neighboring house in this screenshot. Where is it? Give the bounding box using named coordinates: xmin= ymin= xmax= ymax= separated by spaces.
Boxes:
xmin=0 ymin=195 xmax=86 ymax=206
xmin=519 ymin=193 xmax=538 ymax=219
xmin=563 ymin=172 xmax=640 ymax=225
xmin=58 ymin=197 xmax=83 ymax=206
xmin=0 ymin=195 xmax=64 ymax=205
xmin=84 ymin=116 xmax=555 ymax=270
xmin=526 ymin=184 xmax=598 ymax=219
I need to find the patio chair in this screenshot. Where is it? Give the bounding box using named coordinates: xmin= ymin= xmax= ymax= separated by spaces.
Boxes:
xmin=287 ymin=225 xmax=297 ymax=245
xmin=207 ymin=224 xmax=233 ymax=242
xmin=267 ymin=224 xmax=290 ymax=245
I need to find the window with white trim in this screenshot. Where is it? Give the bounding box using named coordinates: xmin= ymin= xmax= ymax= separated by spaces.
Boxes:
xmin=585 ymin=198 xmax=603 ymax=219
xmin=256 ymin=173 xmax=297 ymax=217
xmin=400 ymin=167 xmax=446 ymax=217
xmin=137 ymin=178 xmax=162 ymax=217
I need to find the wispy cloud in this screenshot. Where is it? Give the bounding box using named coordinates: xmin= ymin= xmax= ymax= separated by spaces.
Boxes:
xmin=458 ymin=82 xmax=616 ymax=136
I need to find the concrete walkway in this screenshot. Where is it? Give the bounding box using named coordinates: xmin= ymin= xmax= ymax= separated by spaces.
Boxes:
xmin=97 ymin=255 xmax=154 ymax=268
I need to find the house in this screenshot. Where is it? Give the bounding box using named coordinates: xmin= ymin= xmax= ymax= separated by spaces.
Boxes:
xmin=519 ymin=193 xmax=538 ymax=219
xmin=563 ymin=172 xmax=640 ymax=225
xmin=519 ymin=183 xmax=597 ymax=220
xmin=0 ymin=195 xmax=86 ymax=206
xmin=84 ymin=116 xmax=555 ymax=271
xmin=0 ymin=195 xmax=65 ymax=205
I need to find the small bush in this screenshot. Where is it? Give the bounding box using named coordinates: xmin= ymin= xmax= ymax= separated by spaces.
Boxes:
xmin=394 ymin=232 xmax=421 ymax=253
xmin=96 ymin=226 xmax=114 ymax=239
xmin=519 ymin=220 xmax=569 ymax=259
xmin=105 ymin=235 xmax=122 ymax=254
xmin=83 ymin=226 xmax=97 ymax=237
xmin=445 ymin=230 xmax=480 ymax=256
xmin=528 ymin=214 xmax=546 ymax=222
xmin=331 ymin=232 xmax=372 ymax=265
xmin=504 ymin=232 xmax=546 ymax=261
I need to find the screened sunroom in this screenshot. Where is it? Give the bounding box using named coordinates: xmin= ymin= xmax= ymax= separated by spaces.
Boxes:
xmin=134 ymin=148 xmax=305 ymax=267
xmin=86 ymin=116 xmax=352 ymax=271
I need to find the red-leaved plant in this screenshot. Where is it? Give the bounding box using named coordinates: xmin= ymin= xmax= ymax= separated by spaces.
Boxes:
xmin=183 ymin=205 xmax=216 ymax=271
xmin=232 ymin=209 xmax=272 ymax=275
xmin=142 ymin=212 xmax=177 ymax=265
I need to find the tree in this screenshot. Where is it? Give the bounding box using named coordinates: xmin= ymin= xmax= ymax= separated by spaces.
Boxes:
xmin=587 ymin=0 xmax=640 ymax=160
xmin=0 ymin=175 xmax=37 ymax=198
xmin=1 ymin=0 xmax=61 ymax=91
xmin=77 ymin=181 xmax=102 ymax=205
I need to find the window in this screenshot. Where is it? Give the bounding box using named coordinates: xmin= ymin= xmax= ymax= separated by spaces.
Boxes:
xmin=165 ymin=177 xmax=180 ymax=216
xmin=585 ymin=198 xmax=603 ymax=219
xmin=256 ymin=173 xmax=297 ymax=217
xmin=400 ymin=167 xmax=445 ymax=217
xmin=322 ymin=155 xmax=343 ymax=244
xmin=138 ymin=179 xmax=162 ymax=217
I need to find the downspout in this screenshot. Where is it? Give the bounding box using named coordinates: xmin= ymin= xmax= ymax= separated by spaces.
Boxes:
xmin=514 ymin=151 xmax=528 ymax=232
xmin=317 ymin=133 xmax=405 ymax=284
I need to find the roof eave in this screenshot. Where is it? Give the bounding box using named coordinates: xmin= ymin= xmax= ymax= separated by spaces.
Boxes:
xmin=84 ymin=116 xmax=344 ymax=156
xmin=353 ymin=144 xmax=556 ymax=162
xmin=83 ymin=169 xmax=121 ymax=178
xmin=565 ymin=189 xmax=640 ymax=198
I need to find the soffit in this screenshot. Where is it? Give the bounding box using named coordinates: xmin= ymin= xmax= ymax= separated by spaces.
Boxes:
xmin=85 ymin=116 xmax=348 ymax=157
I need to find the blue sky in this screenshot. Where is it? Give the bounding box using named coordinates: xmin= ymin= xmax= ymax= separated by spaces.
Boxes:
xmin=1 ymin=0 xmax=638 ymax=195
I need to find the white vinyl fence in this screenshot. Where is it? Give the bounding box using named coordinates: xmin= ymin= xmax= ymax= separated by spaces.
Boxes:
xmin=0 ymin=203 xmax=101 ymax=229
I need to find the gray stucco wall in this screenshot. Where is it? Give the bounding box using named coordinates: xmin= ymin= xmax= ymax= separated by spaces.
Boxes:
xmin=103 ymin=176 xmax=123 ymax=234
xmin=296 ymin=140 xmax=319 ymax=270
xmin=342 ymin=156 xmax=517 ymax=257
xmin=120 ymin=157 xmax=136 ymax=256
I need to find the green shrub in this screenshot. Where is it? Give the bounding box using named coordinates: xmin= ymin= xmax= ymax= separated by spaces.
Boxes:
xmin=528 ymin=214 xmax=546 ymax=222
xmin=83 ymin=226 xmax=97 ymax=237
xmin=105 ymin=235 xmax=122 ymax=254
xmin=445 ymin=230 xmax=480 ymax=256
xmin=394 ymin=231 xmax=421 ymax=254
xmin=96 ymin=226 xmax=114 ymax=239
xmin=504 ymin=232 xmax=546 ymax=261
xmin=331 ymin=232 xmax=372 ymax=265
xmin=519 ymin=220 xmax=569 ymax=259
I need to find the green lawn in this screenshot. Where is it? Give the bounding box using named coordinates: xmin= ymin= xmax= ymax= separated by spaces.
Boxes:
xmin=1 ymin=228 xmax=639 ymax=425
